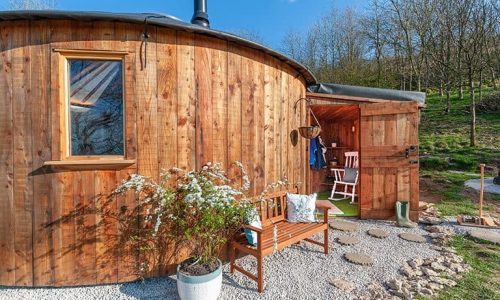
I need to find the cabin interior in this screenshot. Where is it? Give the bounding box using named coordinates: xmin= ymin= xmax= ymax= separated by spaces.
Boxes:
xmin=309 ymin=104 xmax=360 ymax=217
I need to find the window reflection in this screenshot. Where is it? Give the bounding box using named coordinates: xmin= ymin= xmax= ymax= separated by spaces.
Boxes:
xmin=69 ymin=59 xmax=124 ymax=156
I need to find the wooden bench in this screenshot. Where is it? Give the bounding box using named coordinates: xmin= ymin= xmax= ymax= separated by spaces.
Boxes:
xmin=229 ymin=190 xmax=333 ymax=292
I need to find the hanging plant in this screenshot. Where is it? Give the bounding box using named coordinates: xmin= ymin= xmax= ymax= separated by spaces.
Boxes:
xmin=294 ymin=97 xmax=322 ymax=139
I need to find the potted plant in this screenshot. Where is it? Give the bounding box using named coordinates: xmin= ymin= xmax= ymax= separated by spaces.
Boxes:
xmin=113 ymin=162 xmax=252 ymax=300
xmin=173 ymin=162 xmax=251 ymax=300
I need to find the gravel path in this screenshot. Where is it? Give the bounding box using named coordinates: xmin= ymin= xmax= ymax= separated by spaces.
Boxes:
xmin=0 ymin=219 xmax=440 ymax=300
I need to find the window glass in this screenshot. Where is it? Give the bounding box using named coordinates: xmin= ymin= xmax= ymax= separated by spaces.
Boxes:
xmin=68 ymin=59 xmax=124 ymax=156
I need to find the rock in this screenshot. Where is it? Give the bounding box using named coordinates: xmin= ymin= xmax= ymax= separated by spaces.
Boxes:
xmin=386 ymin=279 xmax=403 ymax=291
xmin=428 ymin=233 xmax=443 ymax=239
xmin=450 ymin=263 xmax=465 ymax=273
xmin=441 ymin=247 xmax=457 ymax=254
xmin=401 ymin=265 xmax=416 ymax=278
xmin=418 ymin=279 xmax=429 ymax=287
xmin=344 ymin=252 xmax=373 ymax=265
xmin=429 ymin=276 xmax=456 ymax=287
xmin=430 ymin=262 xmax=447 ymax=272
xmin=425 ymin=225 xmax=452 ymax=234
xmin=389 ymin=289 xmax=406 ymax=298
xmin=468 ymin=229 xmax=500 ymax=244
xmin=420 ymin=288 xmax=433 ymax=296
xmin=330 ymin=278 xmax=354 ymax=292
xmin=419 ymin=216 xmax=442 ymax=225
xmin=401 ymin=288 xmax=413 ymax=299
xmin=421 ymin=267 xmax=439 ymax=277
xmin=427 ymin=282 xmax=443 ymax=291
xmin=444 ymin=268 xmax=457 ymax=276
xmin=419 ymin=201 xmax=429 ymax=211
xmin=399 ymin=233 xmax=427 ymax=243
xmin=329 ymin=220 xmax=360 ymax=232
xmin=408 ymin=258 xmax=423 ymax=269
xmin=367 ymin=228 xmax=390 ymax=239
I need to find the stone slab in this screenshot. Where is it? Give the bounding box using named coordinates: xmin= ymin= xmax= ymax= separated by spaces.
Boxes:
xmin=468 ymin=229 xmax=500 ymax=244
xmin=344 ymin=252 xmax=373 ymax=265
xmin=399 ymin=233 xmax=426 ymax=243
xmin=337 ymin=236 xmax=361 ymax=246
xmin=464 ymin=178 xmax=500 ymax=195
xmin=329 ymin=220 xmax=360 ymax=232
xmin=367 ymin=228 xmax=389 ymax=238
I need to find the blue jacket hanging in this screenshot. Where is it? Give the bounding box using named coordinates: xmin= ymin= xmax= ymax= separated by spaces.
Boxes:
xmin=310 ymin=137 xmax=326 ymax=170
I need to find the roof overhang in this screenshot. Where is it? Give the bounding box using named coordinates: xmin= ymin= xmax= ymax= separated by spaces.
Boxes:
xmin=0 ymin=10 xmax=318 ymax=85
xmin=307 ymin=83 xmax=426 ymax=107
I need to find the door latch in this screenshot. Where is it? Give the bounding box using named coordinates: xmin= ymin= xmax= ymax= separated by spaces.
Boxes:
xmin=405 ymin=145 xmax=418 ymax=158
xmin=409 ymin=160 xmax=419 ymax=164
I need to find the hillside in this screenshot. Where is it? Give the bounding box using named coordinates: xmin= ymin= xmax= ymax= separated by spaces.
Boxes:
xmin=418 ymin=89 xmax=500 ymax=217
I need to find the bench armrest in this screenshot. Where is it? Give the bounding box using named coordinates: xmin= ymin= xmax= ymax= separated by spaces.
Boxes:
xmin=243 ymin=224 xmax=263 ymax=233
xmin=316 ymin=200 xmax=334 ymax=224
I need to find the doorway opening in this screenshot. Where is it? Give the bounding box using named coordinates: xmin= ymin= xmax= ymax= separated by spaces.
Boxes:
xmin=309 ymin=104 xmax=360 ymax=217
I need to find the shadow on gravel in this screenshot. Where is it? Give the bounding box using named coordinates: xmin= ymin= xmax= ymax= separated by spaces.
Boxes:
xmin=222 ymin=273 xmax=257 ymax=293
xmin=119 ymin=277 xmax=179 ymax=300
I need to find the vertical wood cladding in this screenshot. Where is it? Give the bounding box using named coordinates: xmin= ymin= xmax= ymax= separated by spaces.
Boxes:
xmin=0 ymin=20 xmax=307 ymax=286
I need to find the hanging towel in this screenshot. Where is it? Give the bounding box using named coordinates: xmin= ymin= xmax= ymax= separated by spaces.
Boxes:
xmin=310 ymin=137 xmax=326 ymax=170
xmin=310 ymin=138 xmax=317 ymax=167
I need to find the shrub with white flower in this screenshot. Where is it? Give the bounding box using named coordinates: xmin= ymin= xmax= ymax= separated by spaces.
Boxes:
xmin=112 ymin=161 xmax=254 ymax=272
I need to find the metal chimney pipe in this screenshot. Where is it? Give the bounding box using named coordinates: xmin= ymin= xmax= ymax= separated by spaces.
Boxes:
xmin=191 ymin=0 xmax=210 ymax=28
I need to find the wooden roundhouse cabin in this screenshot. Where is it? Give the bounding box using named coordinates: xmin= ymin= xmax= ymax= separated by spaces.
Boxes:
xmin=0 ymin=9 xmax=425 ymax=287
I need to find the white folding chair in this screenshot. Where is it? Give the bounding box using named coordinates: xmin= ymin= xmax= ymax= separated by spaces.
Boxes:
xmin=328 ymin=151 xmax=359 ymax=204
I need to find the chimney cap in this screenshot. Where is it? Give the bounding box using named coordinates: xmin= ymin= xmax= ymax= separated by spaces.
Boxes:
xmin=191 ymin=0 xmax=209 ymax=27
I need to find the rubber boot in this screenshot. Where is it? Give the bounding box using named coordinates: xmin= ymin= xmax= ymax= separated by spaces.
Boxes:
xmin=396 ymin=201 xmax=417 ymax=228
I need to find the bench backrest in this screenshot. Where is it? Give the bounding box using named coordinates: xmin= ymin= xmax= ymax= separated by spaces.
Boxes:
xmin=254 ymin=189 xmax=297 ymax=227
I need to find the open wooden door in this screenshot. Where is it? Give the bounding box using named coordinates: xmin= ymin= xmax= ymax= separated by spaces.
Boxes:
xmin=359 ymin=102 xmax=419 ymax=221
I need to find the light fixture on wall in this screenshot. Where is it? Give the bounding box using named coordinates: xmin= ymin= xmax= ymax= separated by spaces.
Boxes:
xmin=293 ymin=97 xmax=322 ymax=139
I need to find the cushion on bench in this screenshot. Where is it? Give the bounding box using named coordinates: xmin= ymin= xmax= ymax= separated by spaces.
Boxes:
xmin=286 ymin=192 xmax=317 ymax=223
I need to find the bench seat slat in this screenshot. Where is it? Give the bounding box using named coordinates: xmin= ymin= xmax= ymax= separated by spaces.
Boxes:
xmin=234 ymin=221 xmax=326 ymax=252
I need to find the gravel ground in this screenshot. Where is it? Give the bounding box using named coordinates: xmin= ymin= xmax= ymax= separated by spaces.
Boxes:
xmin=0 ymin=219 xmax=440 ymax=300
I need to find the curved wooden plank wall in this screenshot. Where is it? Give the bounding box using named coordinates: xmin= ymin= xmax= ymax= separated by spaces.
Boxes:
xmin=0 ymin=20 xmax=308 ymax=286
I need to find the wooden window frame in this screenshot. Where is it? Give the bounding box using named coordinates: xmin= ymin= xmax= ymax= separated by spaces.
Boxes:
xmin=44 ymin=49 xmax=134 ymax=169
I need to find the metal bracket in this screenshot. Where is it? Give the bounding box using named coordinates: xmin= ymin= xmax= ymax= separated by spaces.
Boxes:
xmin=405 ymin=145 xmax=418 ymax=158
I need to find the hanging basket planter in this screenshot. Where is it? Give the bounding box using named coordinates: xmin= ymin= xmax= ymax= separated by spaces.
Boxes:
xmin=294 ymin=97 xmax=322 ymax=140
xmin=298 ymin=126 xmax=321 ymax=139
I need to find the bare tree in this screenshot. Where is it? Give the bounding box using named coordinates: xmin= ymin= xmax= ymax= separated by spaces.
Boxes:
xmin=362 ymin=0 xmax=388 ymax=87
xmin=279 ymin=0 xmax=499 ymax=116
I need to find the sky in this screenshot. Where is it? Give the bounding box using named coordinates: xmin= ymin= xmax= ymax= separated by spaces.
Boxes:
xmin=0 ymin=0 xmax=365 ymax=50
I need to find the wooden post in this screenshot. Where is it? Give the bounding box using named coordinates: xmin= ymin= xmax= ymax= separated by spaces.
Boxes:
xmin=479 ymin=164 xmax=485 ymax=220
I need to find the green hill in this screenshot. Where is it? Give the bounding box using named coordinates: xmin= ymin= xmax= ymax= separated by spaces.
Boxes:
xmin=420 ymin=89 xmax=500 ymax=172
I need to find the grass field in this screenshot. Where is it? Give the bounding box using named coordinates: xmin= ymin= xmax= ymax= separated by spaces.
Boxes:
xmin=418 ymin=89 xmax=499 ymax=300
xmin=420 ymin=89 xmax=499 ymax=171
xmin=419 ymin=89 xmax=499 ymax=217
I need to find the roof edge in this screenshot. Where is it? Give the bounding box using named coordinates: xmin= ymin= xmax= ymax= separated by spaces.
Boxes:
xmin=307 ymin=83 xmax=426 ymax=104
xmin=0 ymin=10 xmax=317 ymax=85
